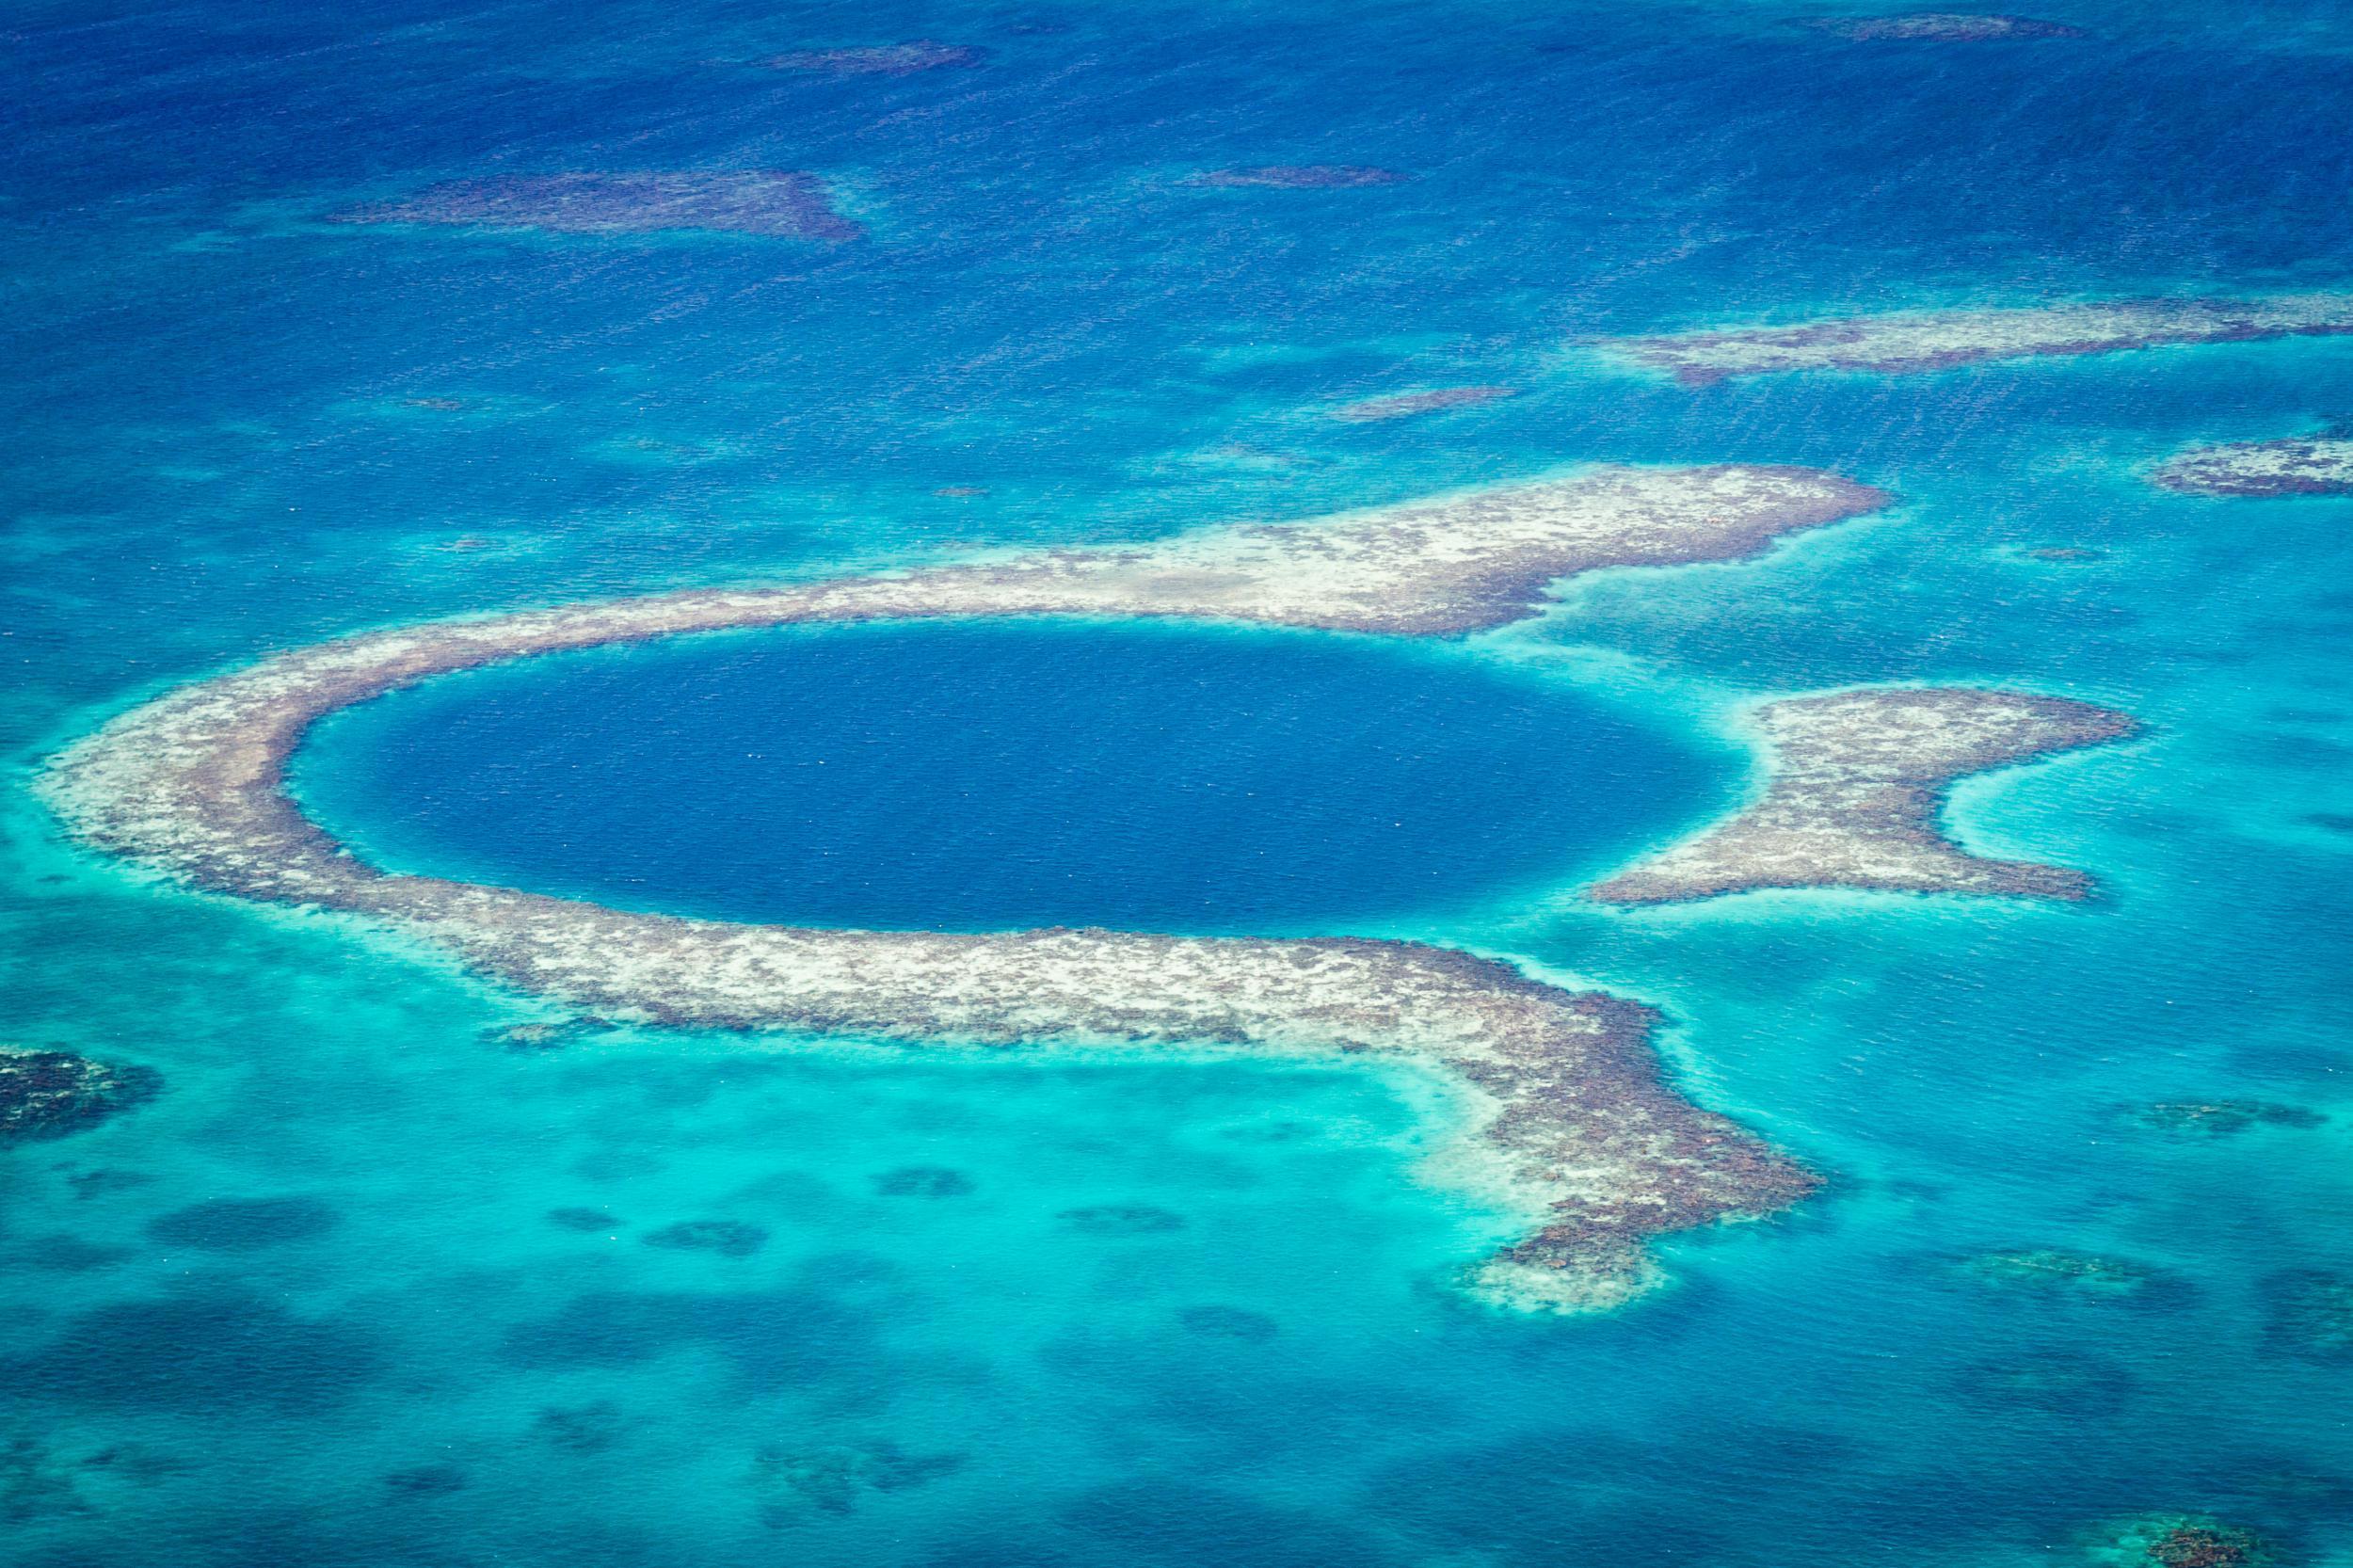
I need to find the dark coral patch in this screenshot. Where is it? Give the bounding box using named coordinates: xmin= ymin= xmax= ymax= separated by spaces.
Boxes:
xmin=333 ymin=172 xmax=861 ymax=241
xmin=2127 ymin=1101 xmax=2325 ymax=1138
xmin=384 ymin=1464 xmax=468 ymax=1497
xmin=1952 ymin=1349 xmax=2135 ymax=1414
xmin=7 ymin=1291 xmax=382 ymax=1412
xmin=643 ymin=1220 xmax=768 ymax=1257
xmin=17 ymin=1235 xmax=135 ymax=1272
xmin=548 ymin=1207 xmax=621 ymax=1232
xmin=1058 ymin=1204 xmax=1185 ymax=1236
xmin=750 ymin=1440 xmax=965 ymax=1522
xmin=146 ymin=1196 xmax=339 ymax=1253
xmin=535 ymin=1400 xmax=631 ymax=1455
xmin=873 ymin=1166 xmax=973 ymax=1198
xmin=1177 ymin=1305 xmax=1279 ymax=1341
xmin=2261 ymin=1270 xmax=2353 ymax=1362
xmin=0 ymin=1048 xmax=159 ymax=1144
xmin=503 ymin=1289 xmax=871 ymax=1384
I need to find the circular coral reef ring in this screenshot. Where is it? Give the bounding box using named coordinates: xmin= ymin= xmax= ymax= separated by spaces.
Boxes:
xmin=36 ymin=465 xmax=2131 ymax=1310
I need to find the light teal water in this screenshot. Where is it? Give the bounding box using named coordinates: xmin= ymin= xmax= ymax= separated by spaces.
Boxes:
xmin=5 ymin=2 xmax=2353 ymax=1564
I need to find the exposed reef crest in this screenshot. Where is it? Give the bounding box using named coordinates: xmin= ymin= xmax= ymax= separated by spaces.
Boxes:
xmin=1591 ymin=688 xmax=2136 ymax=904
xmin=1601 ymin=294 xmax=2353 ymax=384
xmin=36 ymin=464 xmax=2121 ymax=1307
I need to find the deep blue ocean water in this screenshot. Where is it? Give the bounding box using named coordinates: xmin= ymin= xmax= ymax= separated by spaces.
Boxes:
xmin=5 ymin=2 xmax=2353 ymax=1565
xmin=290 ymin=619 xmax=1729 ymax=932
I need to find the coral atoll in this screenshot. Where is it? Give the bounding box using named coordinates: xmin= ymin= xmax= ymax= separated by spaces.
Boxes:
xmin=37 ymin=464 xmax=2130 ymax=1308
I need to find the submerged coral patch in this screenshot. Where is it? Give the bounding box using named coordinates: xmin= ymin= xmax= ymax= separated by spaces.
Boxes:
xmin=1059 ymin=1203 xmax=1186 ymax=1236
xmin=1194 ymin=166 xmax=1410 ymax=188
xmin=1802 ymin=13 xmax=2085 ymax=40
xmin=1330 ymin=387 xmax=1518 ymax=422
xmin=0 ymin=1048 xmax=158 ymax=1144
xmin=332 ymin=172 xmax=862 ymax=241
xmin=642 ymin=1220 xmax=768 ymax=1257
xmin=874 ymin=1166 xmax=973 ymax=1197
xmin=763 ymin=41 xmax=984 ymax=74
xmin=145 ymin=1196 xmax=340 ymax=1253
xmin=2151 ymin=437 xmax=2353 ymax=497
xmin=1602 ymin=294 xmax=2353 ymax=384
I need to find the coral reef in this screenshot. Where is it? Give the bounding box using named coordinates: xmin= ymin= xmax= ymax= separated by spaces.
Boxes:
xmin=642 ymin=1220 xmax=768 ymax=1257
xmin=1589 ymin=688 xmax=2136 ymax=904
xmin=2127 ymin=1100 xmax=2325 ymax=1138
xmin=1601 ymin=294 xmax=2353 ymax=384
xmin=332 ymin=172 xmax=861 ymax=241
xmin=763 ymin=41 xmax=984 ymax=74
xmin=2151 ymin=436 xmax=2353 ymax=497
xmin=38 ymin=464 xmax=2118 ymax=1308
xmin=1194 ymin=166 xmax=1409 ymax=188
xmin=0 ymin=1048 xmax=158 ymax=1145
xmin=1330 ymin=387 xmax=1518 ymax=422
xmin=1803 ymin=13 xmax=2085 ymax=40
xmin=2089 ymin=1514 xmax=2273 ymax=1568
xmin=873 ymin=1166 xmax=974 ymax=1197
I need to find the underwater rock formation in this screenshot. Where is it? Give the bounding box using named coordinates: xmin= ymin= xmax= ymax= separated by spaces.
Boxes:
xmin=1589 ymin=687 xmax=2136 ymax=904
xmin=1330 ymin=387 xmax=1518 ymax=422
xmin=37 ymin=462 xmax=2120 ymax=1309
xmin=332 ymin=172 xmax=861 ymax=241
xmin=1193 ymin=166 xmax=1409 ymax=188
xmin=1803 ymin=13 xmax=2084 ymax=40
xmin=0 ymin=1048 xmax=158 ymax=1144
xmin=2150 ymin=437 xmax=2353 ymax=497
xmin=1601 ymin=294 xmax=2353 ymax=384
xmin=762 ymin=41 xmax=984 ymax=74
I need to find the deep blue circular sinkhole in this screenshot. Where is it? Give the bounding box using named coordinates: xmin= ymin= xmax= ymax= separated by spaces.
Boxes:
xmin=294 ymin=618 xmax=1729 ymax=934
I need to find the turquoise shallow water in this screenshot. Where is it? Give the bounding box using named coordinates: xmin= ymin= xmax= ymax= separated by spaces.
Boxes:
xmin=6 ymin=1 xmax=2353 ymax=1564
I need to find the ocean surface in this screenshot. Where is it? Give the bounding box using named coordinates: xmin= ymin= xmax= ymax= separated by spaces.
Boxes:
xmin=5 ymin=2 xmax=2353 ymax=1565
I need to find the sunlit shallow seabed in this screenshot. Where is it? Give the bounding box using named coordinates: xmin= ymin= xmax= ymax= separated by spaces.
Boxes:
xmin=4 ymin=1 xmax=2352 ymax=1564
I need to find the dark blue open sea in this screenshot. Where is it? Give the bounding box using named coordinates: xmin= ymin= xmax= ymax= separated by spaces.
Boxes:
xmin=5 ymin=2 xmax=2352 ymax=1564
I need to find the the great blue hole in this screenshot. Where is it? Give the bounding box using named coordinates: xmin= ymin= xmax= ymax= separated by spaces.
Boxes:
xmin=292 ymin=618 xmax=1729 ymax=934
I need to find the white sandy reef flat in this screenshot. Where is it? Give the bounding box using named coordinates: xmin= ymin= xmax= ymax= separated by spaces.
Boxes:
xmin=40 ymin=465 xmax=2133 ymax=1308
xmin=1600 ymin=293 xmax=2353 ymax=384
